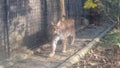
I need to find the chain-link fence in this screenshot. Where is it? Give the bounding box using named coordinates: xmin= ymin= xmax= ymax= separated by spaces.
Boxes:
xmin=0 ymin=0 xmax=10 ymax=60
xmin=0 ymin=0 xmax=86 ymax=59
xmin=100 ymin=0 xmax=119 ymax=22
xmin=1 ymin=0 xmax=118 ymax=60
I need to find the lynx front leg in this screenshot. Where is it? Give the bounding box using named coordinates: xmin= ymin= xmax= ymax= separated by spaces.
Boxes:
xmin=49 ymin=36 xmax=60 ymax=57
xmin=49 ymin=44 xmax=56 ymax=57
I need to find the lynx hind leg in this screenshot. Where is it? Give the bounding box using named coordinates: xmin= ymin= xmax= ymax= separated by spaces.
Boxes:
xmin=71 ymin=33 xmax=75 ymax=45
xmin=70 ymin=28 xmax=75 ymax=45
xmin=62 ymin=38 xmax=67 ymax=53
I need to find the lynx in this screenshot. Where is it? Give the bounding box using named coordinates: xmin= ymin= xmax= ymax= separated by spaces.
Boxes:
xmin=48 ymin=17 xmax=75 ymax=57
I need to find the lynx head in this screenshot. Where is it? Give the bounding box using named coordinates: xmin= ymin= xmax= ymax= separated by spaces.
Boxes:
xmin=48 ymin=22 xmax=61 ymax=37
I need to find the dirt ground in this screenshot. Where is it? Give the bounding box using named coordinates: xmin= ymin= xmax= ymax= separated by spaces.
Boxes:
xmin=72 ymin=45 xmax=120 ymax=68
xmin=0 ymin=18 xmax=115 ymax=68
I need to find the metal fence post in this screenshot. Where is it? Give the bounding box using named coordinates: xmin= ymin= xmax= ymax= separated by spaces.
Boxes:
xmin=4 ymin=0 xmax=10 ymax=57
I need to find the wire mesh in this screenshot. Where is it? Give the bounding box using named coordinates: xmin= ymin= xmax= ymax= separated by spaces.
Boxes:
xmin=1 ymin=0 xmax=119 ymax=59
xmin=7 ymin=0 xmax=85 ymax=51
xmin=0 ymin=0 xmax=86 ymax=58
xmin=0 ymin=0 xmax=9 ymax=60
xmin=0 ymin=1 xmax=119 ymax=68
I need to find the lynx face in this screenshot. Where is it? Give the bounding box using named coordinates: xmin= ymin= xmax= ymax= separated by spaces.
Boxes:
xmin=48 ymin=18 xmax=75 ymax=57
xmin=48 ymin=23 xmax=61 ymax=41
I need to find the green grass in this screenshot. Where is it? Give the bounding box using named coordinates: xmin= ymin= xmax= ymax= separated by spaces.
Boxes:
xmin=99 ymin=29 xmax=120 ymax=48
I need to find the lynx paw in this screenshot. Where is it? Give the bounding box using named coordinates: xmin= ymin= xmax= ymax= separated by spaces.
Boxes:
xmin=49 ymin=52 xmax=55 ymax=57
xmin=62 ymin=50 xmax=66 ymax=53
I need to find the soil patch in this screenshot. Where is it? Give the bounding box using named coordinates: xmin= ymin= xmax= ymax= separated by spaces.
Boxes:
xmin=72 ymin=45 xmax=120 ymax=68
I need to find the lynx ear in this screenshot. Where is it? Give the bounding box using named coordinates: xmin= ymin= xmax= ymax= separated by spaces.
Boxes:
xmin=50 ymin=22 xmax=55 ymax=25
xmin=57 ymin=21 xmax=61 ymax=26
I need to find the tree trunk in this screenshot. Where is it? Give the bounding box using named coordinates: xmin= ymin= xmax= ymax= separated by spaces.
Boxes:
xmin=60 ymin=0 xmax=66 ymax=17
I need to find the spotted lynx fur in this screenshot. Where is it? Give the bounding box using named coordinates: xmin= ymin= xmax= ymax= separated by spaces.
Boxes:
xmin=48 ymin=17 xmax=75 ymax=57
